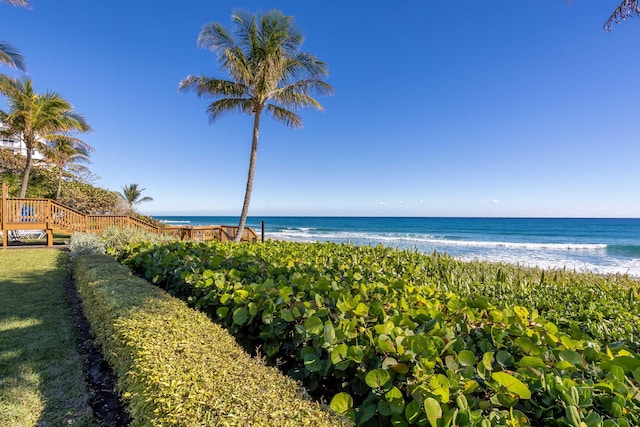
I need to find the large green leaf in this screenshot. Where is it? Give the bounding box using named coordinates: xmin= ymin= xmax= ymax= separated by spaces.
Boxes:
xmin=330 ymin=392 xmax=353 ymax=414
xmin=423 ymin=397 xmax=442 ymax=427
xmin=232 ymin=307 xmax=249 ymax=325
xmin=365 ymin=368 xmax=391 ymax=389
xmin=303 ymin=315 xmax=324 ymax=335
xmin=491 ymin=371 xmax=531 ymax=399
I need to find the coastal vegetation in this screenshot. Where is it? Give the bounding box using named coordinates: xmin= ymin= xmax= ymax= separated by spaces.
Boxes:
xmin=179 ymin=10 xmax=333 ymax=242
xmin=72 ymin=252 xmax=349 ymax=426
xmin=0 ymin=76 xmax=91 ymax=197
xmin=116 ymin=240 xmax=640 ymax=426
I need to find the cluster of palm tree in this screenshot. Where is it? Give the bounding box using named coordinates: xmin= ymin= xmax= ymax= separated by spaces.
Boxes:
xmin=0 ymin=0 xmax=93 ymax=199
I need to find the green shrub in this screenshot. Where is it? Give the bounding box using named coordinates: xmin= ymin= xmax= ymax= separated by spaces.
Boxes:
xmin=73 ymin=254 xmax=350 ymax=427
xmin=101 ymin=226 xmax=175 ymax=258
xmin=120 ymin=240 xmax=640 ymax=426
xmin=68 ymin=232 xmax=106 ymax=259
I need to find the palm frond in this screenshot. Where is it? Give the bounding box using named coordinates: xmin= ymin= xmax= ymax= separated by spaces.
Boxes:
xmin=179 ymin=75 xmax=248 ymax=98
xmin=265 ymin=104 xmax=302 ymax=128
xmin=1 ymin=0 xmax=30 ymax=7
xmin=604 ymin=0 xmax=640 ymax=31
xmin=197 ymin=22 xmax=235 ymax=53
xmin=0 ymin=42 xmax=26 ymax=71
xmin=206 ymin=98 xmax=254 ymax=122
xmin=270 ymin=88 xmax=325 ymax=112
xmin=277 ymin=78 xmax=334 ymax=98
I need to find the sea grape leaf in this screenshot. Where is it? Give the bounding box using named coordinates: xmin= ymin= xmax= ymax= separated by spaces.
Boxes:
xmin=515 ymin=337 xmax=542 ymax=356
xmin=365 ymin=368 xmax=391 ymax=389
xmin=331 ymin=343 xmax=348 ymax=364
xmin=559 ymin=350 xmax=584 ymax=367
xmin=458 ymin=350 xmax=476 ymax=366
xmin=496 ymin=351 xmax=514 ymax=368
xmin=391 ymin=362 xmax=410 ymax=375
xmin=330 ymin=392 xmax=353 ymax=414
xmin=491 ymin=372 xmax=531 ymax=399
xmin=377 ymin=336 xmax=396 ymax=353
xmin=482 ymin=352 xmax=495 ymax=371
xmin=555 ymin=360 xmax=575 ymax=371
xmin=375 ymin=321 xmax=395 ymax=335
xmin=378 ymin=400 xmax=393 ymax=417
xmin=515 ymin=356 xmax=547 ymax=369
xmin=303 ymin=353 xmax=323 ymax=372
xmin=601 ymin=356 xmax=640 ymax=373
xmin=216 ymin=306 xmax=228 ymax=319
xmin=423 ymin=397 xmax=442 ymax=427
xmin=405 ymin=399 xmax=424 ymax=424
xmin=281 ymin=309 xmax=295 ymax=322
xmin=278 ymin=285 xmax=293 ymax=302
xmin=323 ymin=321 xmax=336 ymax=344
xmin=303 ymin=315 xmax=324 ymax=335
xmin=232 ymin=307 xmax=249 ymax=325
xmin=353 ymin=302 xmax=369 ymax=317
xmin=358 ymin=403 xmax=377 ymax=424
xmin=463 ymin=379 xmax=480 ymax=394
xmin=430 ymin=374 xmax=450 ymax=403
xmin=347 ymin=345 xmax=364 ymax=363
xmin=385 ymin=386 xmax=406 ymax=415
xmin=390 ymin=414 xmax=409 ymax=427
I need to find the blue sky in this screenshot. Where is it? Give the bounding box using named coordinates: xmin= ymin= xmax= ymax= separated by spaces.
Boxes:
xmin=2 ymin=1 xmax=639 ymax=217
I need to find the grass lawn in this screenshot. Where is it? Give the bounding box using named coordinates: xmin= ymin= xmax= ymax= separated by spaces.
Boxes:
xmin=0 ymin=249 xmax=95 ymax=426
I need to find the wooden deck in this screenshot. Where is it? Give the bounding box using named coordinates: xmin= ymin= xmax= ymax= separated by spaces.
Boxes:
xmin=1 ymin=183 xmax=258 ymax=248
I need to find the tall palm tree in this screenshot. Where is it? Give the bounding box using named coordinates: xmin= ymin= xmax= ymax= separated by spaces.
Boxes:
xmin=604 ymin=0 xmax=640 ymax=31
xmin=0 ymin=76 xmax=91 ymax=197
xmin=119 ymin=183 xmax=153 ymax=211
xmin=179 ymin=10 xmax=333 ymax=241
xmin=0 ymin=0 xmax=29 ymax=70
xmin=42 ymin=136 xmax=93 ymax=199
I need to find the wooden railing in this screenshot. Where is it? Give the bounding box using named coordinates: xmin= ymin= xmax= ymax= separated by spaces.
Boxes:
xmin=1 ymin=183 xmax=258 ymax=248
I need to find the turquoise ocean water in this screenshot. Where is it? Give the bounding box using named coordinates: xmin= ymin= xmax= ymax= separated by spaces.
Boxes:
xmin=154 ymin=216 xmax=640 ymax=277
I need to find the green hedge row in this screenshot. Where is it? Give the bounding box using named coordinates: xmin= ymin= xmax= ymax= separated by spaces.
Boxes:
xmin=73 ymin=254 xmax=351 ymax=427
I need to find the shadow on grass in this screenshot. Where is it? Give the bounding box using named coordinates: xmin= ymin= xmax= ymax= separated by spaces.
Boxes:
xmin=0 ymin=250 xmax=95 ymax=426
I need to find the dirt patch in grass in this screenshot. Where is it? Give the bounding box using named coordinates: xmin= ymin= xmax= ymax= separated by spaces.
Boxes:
xmin=64 ymin=273 xmax=132 ymax=426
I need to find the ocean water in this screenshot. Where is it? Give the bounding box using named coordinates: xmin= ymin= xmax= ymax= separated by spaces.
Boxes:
xmin=155 ymin=216 xmax=640 ymax=277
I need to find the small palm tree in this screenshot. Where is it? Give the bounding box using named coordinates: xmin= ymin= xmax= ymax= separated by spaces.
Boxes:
xmin=179 ymin=10 xmax=333 ymax=241
xmin=604 ymin=0 xmax=640 ymax=31
xmin=0 ymin=76 xmax=91 ymax=197
xmin=42 ymin=136 xmax=93 ymax=199
xmin=119 ymin=183 xmax=153 ymax=211
xmin=0 ymin=0 xmax=29 ymax=70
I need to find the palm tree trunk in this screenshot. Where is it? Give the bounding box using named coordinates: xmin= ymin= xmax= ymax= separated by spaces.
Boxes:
xmin=18 ymin=148 xmax=32 ymax=198
xmin=55 ymin=168 xmax=63 ymax=199
xmin=235 ymin=108 xmax=261 ymax=242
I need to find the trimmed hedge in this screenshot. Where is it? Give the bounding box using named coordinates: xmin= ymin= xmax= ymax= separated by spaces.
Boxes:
xmin=73 ymin=254 xmax=351 ymax=427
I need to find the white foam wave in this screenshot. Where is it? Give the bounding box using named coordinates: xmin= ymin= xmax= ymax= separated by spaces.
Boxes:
xmin=270 ymin=229 xmax=606 ymax=252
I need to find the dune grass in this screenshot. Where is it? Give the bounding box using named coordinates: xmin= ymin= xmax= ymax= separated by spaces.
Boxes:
xmin=0 ymin=249 xmax=94 ymax=427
